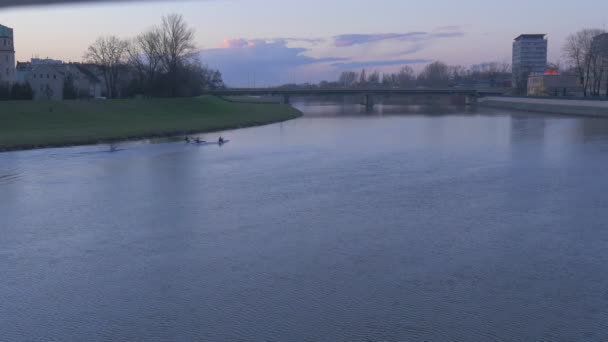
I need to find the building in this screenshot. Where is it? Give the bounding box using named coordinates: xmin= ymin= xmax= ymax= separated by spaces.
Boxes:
xmin=1 ymin=23 xmax=103 ymax=100
xmin=27 ymin=64 xmax=64 ymax=100
xmin=22 ymin=61 xmax=103 ymax=100
xmin=31 ymin=57 xmax=63 ymax=65
xmin=512 ymin=34 xmax=548 ymax=93
xmin=527 ymin=71 xmax=582 ymax=97
xmin=591 ymin=33 xmax=608 ymax=56
xmin=590 ymin=33 xmax=608 ymax=96
xmin=0 ymin=24 xmax=16 ymax=85
xmin=66 ymin=63 xmax=104 ymax=99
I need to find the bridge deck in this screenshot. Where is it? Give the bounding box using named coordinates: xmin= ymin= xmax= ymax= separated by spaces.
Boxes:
xmin=209 ymin=88 xmax=481 ymax=96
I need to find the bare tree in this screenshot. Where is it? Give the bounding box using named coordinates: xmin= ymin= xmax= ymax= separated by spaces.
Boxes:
xmin=137 ymin=28 xmax=163 ymax=85
xmin=448 ymin=65 xmax=468 ymax=84
xmin=125 ymin=39 xmax=145 ymax=88
xmin=84 ymin=35 xmax=128 ymax=98
xmin=382 ymin=73 xmax=396 ymax=87
xmin=563 ymin=29 xmax=605 ymax=97
xmin=358 ymin=69 xmax=367 ymax=87
xmin=418 ymin=61 xmax=450 ymax=87
xmin=126 ymin=27 xmax=164 ymax=95
xmin=367 ymin=71 xmax=381 ymax=87
xmin=338 ymin=71 xmax=358 ymax=87
xmin=396 ymin=66 xmax=416 ymax=87
xmin=159 ymin=14 xmax=196 ymax=96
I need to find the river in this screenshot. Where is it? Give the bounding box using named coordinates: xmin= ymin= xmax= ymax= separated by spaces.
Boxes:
xmin=1 ymin=101 xmax=608 ymax=341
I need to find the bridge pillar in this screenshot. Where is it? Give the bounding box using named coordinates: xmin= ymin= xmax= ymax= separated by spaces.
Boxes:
xmin=282 ymin=94 xmax=291 ymax=105
xmin=363 ymin=93 xmax=375 ymax=110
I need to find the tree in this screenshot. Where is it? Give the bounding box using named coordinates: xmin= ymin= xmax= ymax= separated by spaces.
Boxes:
xmin=418 ymin=61 xmax=450 ymax=87
xmin=84 ymin=35 xmax=128 ymax=98
xmin=448 ymin=65 xmax=468 ymax=84
xmin=382 ymin=73 xmax=396 ymax=87
xmin=367 ymin=71 xmax=380 ymax=87
xmin=563 ymin=29 xmax=605 ymax=97
xmin=396 ymin=66 xmax=416 ymax=87
xmin=359 ymin=69 xmax=367 ymax=87
xmin=599 ymin=36 xmax=608 ymax=97
xmin=209 ymin=70 xmax=225 ymax=90
xmin=10 ymin=83 xmax=33 ymax=100
xmin=127 ymin=27 xmax=164 ymax=95
xmin=338 ymin=71 xmax=358 ymax=87
xmin=63 ymin=75 xmax=78 ymax=100
xmin=159 ymin=14 xmax=196 ymax=96
xmin=0 ymin=83 xmax=10 ymax=100
xmin=590 ymin=33 xmax=608 ymax=97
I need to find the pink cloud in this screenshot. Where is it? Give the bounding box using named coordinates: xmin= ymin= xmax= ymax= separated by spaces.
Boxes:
xmin=221 ymin=38 xmax=252 ymax=49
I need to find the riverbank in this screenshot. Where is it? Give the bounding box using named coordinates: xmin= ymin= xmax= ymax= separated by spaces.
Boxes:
xmin=479 ymin=96 xmax=608 ymax=117
xmin=0 ymin=96 xmax=302 ymax=152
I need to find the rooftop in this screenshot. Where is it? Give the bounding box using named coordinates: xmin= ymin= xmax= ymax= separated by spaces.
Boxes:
xmin=514 ymin=34 xmax=546 ymax=41
xmin=0 ymin=24 xmax=13 ymax=38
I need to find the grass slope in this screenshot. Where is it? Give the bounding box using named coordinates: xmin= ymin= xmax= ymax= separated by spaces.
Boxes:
xmin=0 ymin=96 xmax=301 ymax=151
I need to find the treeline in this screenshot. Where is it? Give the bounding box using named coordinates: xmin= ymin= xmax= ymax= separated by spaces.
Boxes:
xmin=84 ymin=14 xmax=224 ymax=99
xmin=563 ymin=29 xmax=608 ymax=97
xmin=0 ymin=83 xmax=34 ymax=101
xmin=281 ymin=61 xmax=511 ymax=89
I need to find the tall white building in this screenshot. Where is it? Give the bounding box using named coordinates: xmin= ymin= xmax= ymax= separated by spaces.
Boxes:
xmin=512 ymin=34 xmax=547 ymax=92
xmin=0 ymin=24 xmax=16 ymax=85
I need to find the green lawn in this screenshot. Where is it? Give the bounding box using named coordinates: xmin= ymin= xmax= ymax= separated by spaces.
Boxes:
xmin=0 ymin=96 xmax=301 ymax=151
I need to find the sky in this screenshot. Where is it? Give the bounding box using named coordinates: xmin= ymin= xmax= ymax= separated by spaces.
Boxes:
xmin=1 ymin=0 xmax=608 ymax=86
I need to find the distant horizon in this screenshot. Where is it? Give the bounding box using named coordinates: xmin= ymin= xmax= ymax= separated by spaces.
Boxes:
xmin=1 ymin=0 xmax=607 ymax=86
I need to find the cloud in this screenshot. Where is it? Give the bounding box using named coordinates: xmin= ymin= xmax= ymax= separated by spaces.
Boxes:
xmin=331 ymin=59 xmax=431 ymax=69
xmin=200 ymin=38 xmax=347 ymax=86
xmin=334 ymin=33 xmax=427 ymax=47
xmin=200 ymin=29 xmax=464 ymax=86
xmin=223 ymin=37 xmax=324 ymax=48
xmin=435 ymin=25 xmax=463 ymax=32
xmin=333 ymin=29 xmax=464 ymax=47
xmin=206 ymin=38 xmax=345 ymax=67
xmin=280 ymin=37 xmax=325 ymax=45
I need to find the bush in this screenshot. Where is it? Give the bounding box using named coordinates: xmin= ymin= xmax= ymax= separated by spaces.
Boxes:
xmin=0 ymin=83 xmax=10 ymax=100
xmin=10 ymin=83 xmax=34 ymax=100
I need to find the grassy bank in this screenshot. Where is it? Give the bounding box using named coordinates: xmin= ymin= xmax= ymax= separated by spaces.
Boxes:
xmin=0 ymin=96 xmax=302 ymax=152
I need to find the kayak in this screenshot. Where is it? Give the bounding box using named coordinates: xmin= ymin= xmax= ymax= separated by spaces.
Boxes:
xmin=190 ymin=140 xmax=230 ymax=146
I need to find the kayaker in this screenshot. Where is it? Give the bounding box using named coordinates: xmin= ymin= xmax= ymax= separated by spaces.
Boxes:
xmin=195 ymin=137 xmax=202 ymax=144
xmin=218 ymin=136 xmax=225 ymax=144
xmin=185 ymin=137 xmax=191 ymax=143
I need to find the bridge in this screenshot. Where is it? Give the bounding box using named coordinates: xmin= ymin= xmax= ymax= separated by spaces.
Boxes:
xmin=209 ymin=88 xmax=502 ymax=109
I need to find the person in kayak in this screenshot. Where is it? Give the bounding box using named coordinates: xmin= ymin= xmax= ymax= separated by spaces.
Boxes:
xmin=185 ymin=137 xmax=191 ymax=143
xmin=195 ymin=137 xmax=202 ymax=144
xmin=218 ymin=136 xmax=225 ymax=144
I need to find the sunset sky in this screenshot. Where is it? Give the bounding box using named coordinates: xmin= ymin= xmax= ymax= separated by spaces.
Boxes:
xmin=2 ymin=0 xmax=608 ymax=86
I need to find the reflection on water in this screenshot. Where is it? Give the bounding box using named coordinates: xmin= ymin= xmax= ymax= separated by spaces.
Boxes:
xmin=1 ymin=102 xmax=608 ymax=342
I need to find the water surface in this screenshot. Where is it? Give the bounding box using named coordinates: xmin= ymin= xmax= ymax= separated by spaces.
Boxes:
xmin=2 ymin=102 xmax=608 ymax=341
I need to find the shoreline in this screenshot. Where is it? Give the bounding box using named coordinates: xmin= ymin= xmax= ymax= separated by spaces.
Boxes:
xmin=478 ymin=96 xmax=608 ymax=117
xmin=0 ymin=114 xmax=302 ymax=153
xmin=0 ymin=96 xmax=302 ymax=153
